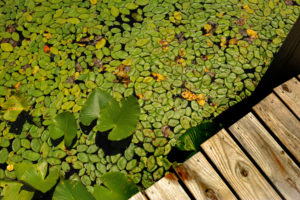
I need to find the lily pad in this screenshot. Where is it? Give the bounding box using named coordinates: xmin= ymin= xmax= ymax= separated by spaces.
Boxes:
xmin=15 ymin=161 xmax=60 ymax=193
xmin=93 ymin=172 xmax=138 ymax=200
xmin=49 ymin=111 xmax=77 ymax=148
xmin=1 ymin=43 xmax=13 ymax=52
xmin=97 ymin=95 xmax=140 ymax=141
xmin=53 ymin=179 xmax=95 ymax=200
xmin=0 ymin=180 xmax=35 ymax=200
xmin=1 ymin=95 xmax=30 ymax=122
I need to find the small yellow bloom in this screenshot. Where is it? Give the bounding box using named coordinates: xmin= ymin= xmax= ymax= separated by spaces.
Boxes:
xmin=44 ymin=33 xmax=51 ymax=39
xmin=137 ymin=94 xmax=143 ymax=99
xmin=74 ymin=72 xmax=80 ymax=80
xmin=197 ymin=99 xmax=206 ymax=106
xmin=7 ymin=164 xmax=14 ymax=171
xmin=90 ymin=0 xmax=97 ymax=5
xmin=196 ymin=93 xmax=204 ymax=100
xmin=204 ymin=23 xmax=212 ymax=33
xmin=204 ymin=68 xmax=210 ymax=73
xmin=247 ymin=29 xmax=258 ymax=39
xmin=174 ymin=11 xmax=182 ymax=21
xmin=152 ymin=72 xmax=165 ymax=82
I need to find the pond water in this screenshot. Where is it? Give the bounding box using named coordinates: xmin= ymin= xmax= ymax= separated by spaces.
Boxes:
xmin=0 ymin=0 xmax=299 ymax=196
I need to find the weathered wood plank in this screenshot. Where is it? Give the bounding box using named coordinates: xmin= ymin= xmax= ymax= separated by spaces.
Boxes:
xmin=253 ymin=93 xmax=300 ymax=162
xmin=274 ymin=77 xmax=300 ymax=118
xmin=145 ymin=173 xmax=190 ymax=200
xmin=201 ymin=129 xmax=281 ymax=200
xmin=229 ymin=113 xmax=300 ymax=200
xmin=175 ymin=152 xmax=237 ymax=200
xmin=129 ymin=192 xmax=148 ymax=200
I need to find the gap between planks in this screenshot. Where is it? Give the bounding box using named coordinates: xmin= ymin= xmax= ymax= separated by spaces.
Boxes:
xmin=229 ymin=112 xmax=300 ymax=200
xmin=175 ymin=152 xmax=237 ymax=200
xmin=274 ymin=77 xmax=300 ymax=119
xmin=253 ymin=93 xmax=300 ymax=162
xmin=201 ymin=129 xmax=281 ymax=200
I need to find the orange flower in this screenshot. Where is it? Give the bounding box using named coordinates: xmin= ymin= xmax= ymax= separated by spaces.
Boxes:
xmin=43 ymin=45 xmax=50 ymax=53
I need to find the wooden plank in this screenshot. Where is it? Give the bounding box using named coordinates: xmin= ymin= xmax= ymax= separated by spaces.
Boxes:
xmin=129 ymin=192 xmax=148 ymax=200
xmin=229 ymin=113 xmax=300 ymax=200
xmin=175 ymin=152 xmax=237 ymax=200
xmin=145 ymin=173 xmax=190 ymax=200
xmin=274 ymin=77 xmax=300 ymax=118
xmin=253 ymin=93 xmax=300 ymax=162
xmin=201 ymin=129 xmax=281 ymax=200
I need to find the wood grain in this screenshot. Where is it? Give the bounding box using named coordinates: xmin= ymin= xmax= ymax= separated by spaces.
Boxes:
xmin=201 ymin=129 xmax=281 ymax=200
xmin=274 ymin=77 xmax=300 ymax=118
xmin=175 ymin=152 xmax=236 ymax=200
xmin=129 ymin=192 xmax=148 ymax=200
xmin=229 ymin=113 xmax=300 ymax=199
xmin=253 ymin=93 xmax=300 ymax=162
xmin=145 ymin=173 xmax=190 ymax=200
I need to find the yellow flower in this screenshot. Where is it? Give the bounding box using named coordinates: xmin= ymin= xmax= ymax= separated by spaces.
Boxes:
xmin=197 ymin=99 xmax=206 ymax=106
xmin=174 ymin=11 xmax=182 ymax=21
xmin=152 ymin=72 xmax=165 ymax=82
xmin=44 ymin=33 xmax=51 ymax=39
xmin=90 ymin=0 xmax=97 ymax=5
xmin=7 ymin=164 xmax=14 ymax=171
xmin=247 ymin=29 xmax=258 ymax=39
xmin=204 ymin=23 xmax=212 ymax=33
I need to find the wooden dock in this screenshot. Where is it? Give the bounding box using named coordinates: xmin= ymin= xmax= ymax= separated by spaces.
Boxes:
xmin=130 ymin=75 xmax=300 ymax=200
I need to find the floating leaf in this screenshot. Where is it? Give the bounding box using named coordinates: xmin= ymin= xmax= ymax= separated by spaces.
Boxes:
xmin=93 ymin=172 xmax=138 ymax=200
xmin=176 ymin=121 xmax=221 ymax=151
xmin=111 ymin=6 xmax=119 ymax=17
xmin=96 ymin=38 xmax=106 ymax=49
xmin=0 ymin=180 xmax=35 ymax=200
xmin=49 ymin=111 xmax=77 ymax=148
xmin=90 ymin=0 xmax=97 ymax=5
xmin=1 ymin=95 xmax=30 ymax=122
xmin=53 ymin=179 xmax=96 ymax=200
xmin=79 ymin=89 xmax=114 ymax=126
xmin=97 ymin=95 xmax=140 ymax=141
xmin=1 ymin=43 xmax=13 ymax=52
xmin=15 ymin=161 xmax=60 ymax=193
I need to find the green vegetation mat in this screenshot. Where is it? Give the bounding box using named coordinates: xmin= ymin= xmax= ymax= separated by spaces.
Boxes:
xmin=0 ymin=0 xmax=299 ymax=195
